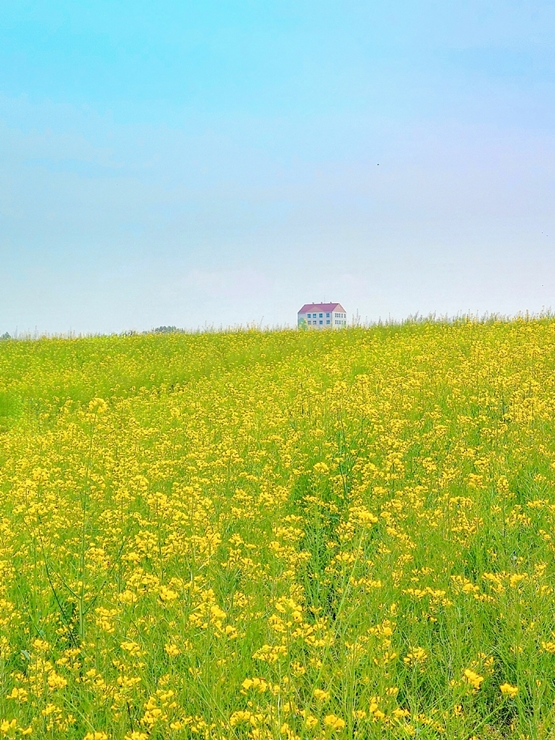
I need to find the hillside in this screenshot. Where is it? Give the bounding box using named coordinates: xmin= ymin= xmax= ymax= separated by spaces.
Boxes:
xmin=0 ymin=320 xmax=554 ymax=738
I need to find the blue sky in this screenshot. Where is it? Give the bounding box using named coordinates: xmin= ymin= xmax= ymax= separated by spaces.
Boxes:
xmin=1 ymin=0 xmax=555 ymax=333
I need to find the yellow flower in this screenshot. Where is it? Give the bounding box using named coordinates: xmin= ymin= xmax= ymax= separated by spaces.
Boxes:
xmin=241 ymin=677 xmax=268 ymax=693
xmin=313 ymin=462 xmax=329 ymax=474
xmin=403 ymin=646 xmax=428 ymax=666
xmin=230 ymin=710 xmax=254 ymax=726
xmin=47 ymin=671 xmax=68 ymax=690
xmin=303 ymin=714 xmax=319 ymax=728
xmin=463 ymin=669 xmax=484 ymax=690
xmin=500 ymin=683 xmax=518 ymax=698
xmin=324 ymin=714 xmax=346 ymax=730
xmin=313 ymin=688 xmax=330 ymax=702
xmin=120 ymin=640 xmax=143 ymax=657
xmin=159 ymin=585 xmax=179 ymax=602
xmin=88 ymin=397 xmax=108 ymax=414
xmin=7 ymin=687 xmax=28 ymax=702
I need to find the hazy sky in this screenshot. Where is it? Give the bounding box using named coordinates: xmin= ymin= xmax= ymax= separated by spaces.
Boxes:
xmin=1 ymin=0 xmax=555 ymax=333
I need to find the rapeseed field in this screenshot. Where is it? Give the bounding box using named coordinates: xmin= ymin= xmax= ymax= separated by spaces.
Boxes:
xmin=1 ymin=318 xmax=555 ymax=739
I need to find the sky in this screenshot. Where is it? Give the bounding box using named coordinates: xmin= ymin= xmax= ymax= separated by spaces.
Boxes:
xmin=1 ymin=0 xmax=555 ymax=334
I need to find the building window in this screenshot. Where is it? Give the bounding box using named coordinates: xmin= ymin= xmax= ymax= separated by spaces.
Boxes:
xmin=319 ymin=320 xmax=323 ymax=324
xmin=319 ymin=313 xmax=323 ymax=318
xmin=326 ymin=320 xmax=330 ymax=324
xmin=326 ymin=312 xmax=330 ymax=317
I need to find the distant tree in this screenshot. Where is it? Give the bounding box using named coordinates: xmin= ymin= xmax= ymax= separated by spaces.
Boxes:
xmin=0 ymin=333 xmax=11 ymax=340
xmin=153 ymin=326 xmax=180 ymax=334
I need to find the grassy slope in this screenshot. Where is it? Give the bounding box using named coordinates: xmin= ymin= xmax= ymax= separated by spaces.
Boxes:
xmin=0 ymin=320 xmax=554 ymax=738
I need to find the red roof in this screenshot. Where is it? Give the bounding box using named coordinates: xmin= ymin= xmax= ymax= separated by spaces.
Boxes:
xmin=298 ymin=303 xmax=345 ymax=314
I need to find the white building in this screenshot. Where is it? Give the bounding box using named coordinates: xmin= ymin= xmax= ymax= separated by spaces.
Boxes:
xmin=297 ymin=302 xmax=347 ymax=329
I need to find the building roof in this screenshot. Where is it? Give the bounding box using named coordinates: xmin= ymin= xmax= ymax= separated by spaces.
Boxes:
xmin=298 ymin=302 xmax=345 ymax=314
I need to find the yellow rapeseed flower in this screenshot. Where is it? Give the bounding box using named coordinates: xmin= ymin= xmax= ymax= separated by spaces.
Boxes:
xmin=463 ymin=669 xmax=484 ymax=691
xmin=323 ymin=714 xmax=346 ymax=730
xmin=313 ymin=688 xmax=330 ymax=702
xmin=500 ymin=683 xmax=518 ymax=698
